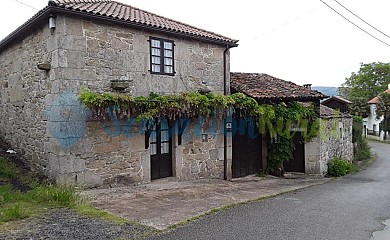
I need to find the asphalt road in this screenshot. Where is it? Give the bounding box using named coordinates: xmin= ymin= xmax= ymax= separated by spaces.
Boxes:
xmin=149 ymin=141 xmax=390 ymax=240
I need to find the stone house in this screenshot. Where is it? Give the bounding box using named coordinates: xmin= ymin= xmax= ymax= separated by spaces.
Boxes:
xmin=0 ymin=0 xmax=239 ymax=187
xmin=230 ymin=72 xmax=352 ymax=175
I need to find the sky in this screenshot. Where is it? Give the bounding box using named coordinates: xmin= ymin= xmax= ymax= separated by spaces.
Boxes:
xmin=1 ymin=0 xmax=390 ymax=87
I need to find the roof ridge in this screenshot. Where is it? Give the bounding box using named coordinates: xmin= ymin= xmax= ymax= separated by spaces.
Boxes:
xmin=50 ymin=0 xmax=111 ymax=5
xmin=108 ymin=0 xmax=237 ymax=42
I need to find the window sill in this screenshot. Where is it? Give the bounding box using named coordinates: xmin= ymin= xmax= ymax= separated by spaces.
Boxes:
xmin=150 ymin=71 xmax=176 ymax=76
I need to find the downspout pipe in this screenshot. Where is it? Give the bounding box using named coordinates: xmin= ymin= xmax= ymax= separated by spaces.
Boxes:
xmin=223 ymin=45 xmax=230 ymax=180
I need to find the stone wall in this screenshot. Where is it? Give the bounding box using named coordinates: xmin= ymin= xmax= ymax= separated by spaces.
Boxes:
xmin=305 ymin=116 xmax=353 ymax=175
xmin=51 ymin=15 xmax=226 ymax=95
xmin=178 ymin=118 xmax=225 ymax=180
xmin=0 ymin=22 xmax=52 ymax=174
xmin=305 ymin=137 xmax=321 ymax=174
xmin=0 ymin=14 xmax=230 ymax=187
xmin=319 ymin=116 xmax=353 ymax=173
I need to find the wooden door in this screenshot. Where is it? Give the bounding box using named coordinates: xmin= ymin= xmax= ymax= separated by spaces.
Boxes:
xmin=150 ymin=119 xmax=173 ymax=180
xmin=232 ymin=118 xmax=262 ymax=178
xmin=284 ymin=132 xmax=305 ymax=173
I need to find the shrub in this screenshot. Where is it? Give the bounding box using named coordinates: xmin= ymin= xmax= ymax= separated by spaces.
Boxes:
xmin=354 ymin=139 xmax=372 ymax=161
xmin=352 ymin=116 xmax=372 ymax=161
xmin=327 ymin=157 xmax=357 ymax=177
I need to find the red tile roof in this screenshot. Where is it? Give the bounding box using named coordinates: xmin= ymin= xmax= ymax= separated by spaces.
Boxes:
xmin=368 ymin=89 xmax=390 ymax=104
xmin=49 ymin=0 xmax=238 ymax=46
xmin=230 ymin=72 xmax=327 ymax=102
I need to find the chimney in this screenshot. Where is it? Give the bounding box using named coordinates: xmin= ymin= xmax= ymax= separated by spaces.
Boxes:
xmin=303 ymin=84 xmax=312 ymax=90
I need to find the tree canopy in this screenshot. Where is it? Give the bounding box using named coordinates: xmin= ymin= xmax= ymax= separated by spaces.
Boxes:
xmin=342 ymin=62 xmax=390 ymax=116
xmin=376 ymin=92 xmax=390 ymax=118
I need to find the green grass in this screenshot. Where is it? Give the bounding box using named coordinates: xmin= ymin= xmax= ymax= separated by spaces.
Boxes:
xmin=0 ymin=157 xmax=128 ymax=225
xmin=0 ymin=158 xmax=18 ymax=181
xmin=74 ymin=204 xmax=129 ymax=225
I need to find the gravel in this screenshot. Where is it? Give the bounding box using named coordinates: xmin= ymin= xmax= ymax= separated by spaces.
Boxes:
xmin=0 ymin=208 xmax=156 ymax=240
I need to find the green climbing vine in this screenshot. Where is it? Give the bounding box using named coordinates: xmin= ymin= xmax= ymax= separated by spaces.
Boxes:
xmin=79 ymin=88 xmax=321 ymax=171
xmin=267 ymin=136 xmax=295 ymax=172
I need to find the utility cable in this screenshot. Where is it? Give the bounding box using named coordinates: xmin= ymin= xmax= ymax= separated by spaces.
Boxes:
xmin=319 ymin=0 xmax=390 ymax=47
xmin=332 ymin=0 xmax=390 ymax=40
xmin=13 ymin=0 xmax=39 ymax=10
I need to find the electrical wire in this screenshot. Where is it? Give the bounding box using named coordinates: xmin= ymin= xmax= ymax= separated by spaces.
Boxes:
xmin=319 ymin=0 xmax=390 ymax=47
xmin=332 ymin=0 xmax=390 ymax=40
xmin=13 ymin=0 xmax=39 ymax=10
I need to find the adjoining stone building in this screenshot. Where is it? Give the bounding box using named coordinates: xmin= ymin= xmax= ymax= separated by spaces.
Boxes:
xmin=230 ymin=73 xmax=353 ymax=176
xmin=0 ymin=0 xmax=239 ymax=187
xmin=230 ymin=72 xmax=329 ymax=175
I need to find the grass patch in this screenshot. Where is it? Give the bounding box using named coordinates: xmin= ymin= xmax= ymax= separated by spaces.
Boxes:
xmin=74 ymin=204 xmax=130 ymax=225
xmin=0 ymin=158 xmax=18 ymax=181
xmin=0 ymin=157 xmax=129 ymax=226
xmin=1 ymin=204 xmax=29 ymax=222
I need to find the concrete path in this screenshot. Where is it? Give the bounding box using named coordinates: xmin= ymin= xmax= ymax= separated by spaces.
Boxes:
xmin=147 ymin=141 xmax=390 ymax=240
xmin=82 ymin=174 xmax=328 ymax=229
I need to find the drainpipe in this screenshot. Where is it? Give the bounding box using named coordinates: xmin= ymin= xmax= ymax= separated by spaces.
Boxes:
xmin=223 ymin=45 xmax=230 ymax=180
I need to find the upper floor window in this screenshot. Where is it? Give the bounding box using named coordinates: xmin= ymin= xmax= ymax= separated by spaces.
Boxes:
xmin=150 ymin=37 xmax=175 ymax=75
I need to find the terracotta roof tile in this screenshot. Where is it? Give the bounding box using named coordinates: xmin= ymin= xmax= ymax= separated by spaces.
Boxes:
xmin=230 ymin=72 xmax=327 ymax=102
xmin=49 ymin=0 xmax=238 ymax=45
xmin=368 ymin=89 xmax=390 ymax=104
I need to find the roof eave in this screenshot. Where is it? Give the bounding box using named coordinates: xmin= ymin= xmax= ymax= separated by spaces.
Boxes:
xmin=0 ymin=6 xmax=238 ymax=53
xmin=322 ymin=97 xmax=351 ymax=105
xmin=255 ymin=96 xmax=326 ymax=102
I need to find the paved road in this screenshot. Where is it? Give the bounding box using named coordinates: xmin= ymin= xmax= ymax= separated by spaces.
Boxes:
xmin=149 ymin=142 xmax=390 ymax=240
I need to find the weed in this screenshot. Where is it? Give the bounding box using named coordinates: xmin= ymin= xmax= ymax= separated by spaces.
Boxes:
xmin=0 ymin=204 xmax=29 ymax=222
xmin=74 ymin=204 xmax=129 ymax=225
xmin=256 ymin=170 xmax=268 ymax=178
xmin=0 ymin=158 xmax=18 ymax=180
xmin=29 ymin=185 xmax=78 ymax=208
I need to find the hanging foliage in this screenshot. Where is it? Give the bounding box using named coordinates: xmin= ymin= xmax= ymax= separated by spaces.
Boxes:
xmin=79 ymin=88 xmax=321 ymax=170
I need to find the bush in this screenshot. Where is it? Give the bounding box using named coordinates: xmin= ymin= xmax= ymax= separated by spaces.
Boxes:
xmin=354 ymin=139 xmax=372 ymax=161
xmin=352 ymin=116 xmax=372 ymax=161
xmin=327 ymin=157 xmax=357 ymax=177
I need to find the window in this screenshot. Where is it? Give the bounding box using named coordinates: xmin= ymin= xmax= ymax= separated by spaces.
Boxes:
xmin=150 ymin=37 xmax=175 ymax=75
xmin=150 ymin=119 xmax=170 ymax=155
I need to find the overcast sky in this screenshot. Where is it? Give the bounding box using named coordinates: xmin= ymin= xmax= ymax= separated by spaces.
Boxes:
xmin=1 ymin=0 xmax=390 ymax=87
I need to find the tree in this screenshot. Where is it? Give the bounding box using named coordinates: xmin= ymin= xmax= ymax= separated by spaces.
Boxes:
xmin=342 ymin=62 xmax=390 ymax=115
xmin=376 ymin=92 xmax=390 ymax=139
